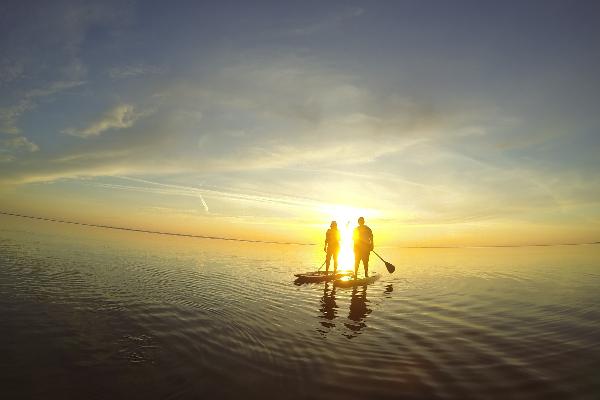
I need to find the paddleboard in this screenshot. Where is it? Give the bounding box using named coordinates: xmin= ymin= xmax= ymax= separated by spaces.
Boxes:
xmin=334 ymin=272 xmax=380 ymax=288
xmin=294 ymin=270 xmax=353 ymax=284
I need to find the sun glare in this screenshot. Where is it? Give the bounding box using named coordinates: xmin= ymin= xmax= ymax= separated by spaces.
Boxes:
xmin=337 ymin=221 xmax=354 ymax=271
xmin=320 ymin=205 xmax=379 ymax=272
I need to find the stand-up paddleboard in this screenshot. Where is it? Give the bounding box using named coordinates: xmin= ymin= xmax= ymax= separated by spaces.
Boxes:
xmin=334 ymin=272 xmax=380 ymax=288
xmin=294 ymin=270 xmax=353 ymax=284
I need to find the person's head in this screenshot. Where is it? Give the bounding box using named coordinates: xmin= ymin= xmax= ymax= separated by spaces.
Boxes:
xmin=358 ymin=217 xmax=365 ymax=226
xmin=330 ymin=221 xmax=337 ymax=229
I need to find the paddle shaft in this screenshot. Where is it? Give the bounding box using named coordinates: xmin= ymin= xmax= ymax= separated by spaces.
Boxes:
xmin=317 ymin=260 xmax=326 ymax=271
xmin=372 ymin=250 xmax=386 ymax=263
xmin=372 ymin=250 xmax=396 ymax=274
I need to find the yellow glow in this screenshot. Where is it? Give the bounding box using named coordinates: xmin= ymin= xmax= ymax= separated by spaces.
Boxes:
xmin=320 ymin=204 xmax=379 ymax=271
xmin=337 ymin=221 xmax=354 ymax=271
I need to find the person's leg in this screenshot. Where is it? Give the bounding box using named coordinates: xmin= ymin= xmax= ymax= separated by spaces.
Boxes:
xmin=363 ymin=252 xmax=370 ymax=277
xmin=354 ymin=251 xmax=360 ymax=278
xmin=333 ymin=248 xmax=339 ymax=274
xmin=326 ymin=249 xmax=332 ymax=274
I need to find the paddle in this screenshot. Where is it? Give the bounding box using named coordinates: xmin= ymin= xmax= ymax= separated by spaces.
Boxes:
xmin=372 ymin=251 xmax=396 ymax=273
xmin=317 ymin=260 xmax=326 ymax=272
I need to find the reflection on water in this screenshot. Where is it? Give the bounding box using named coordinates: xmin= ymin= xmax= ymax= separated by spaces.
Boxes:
xmin=318 ymin=283 xmax=338 ymax=333
xmin=1 ymin=217 xmax=600 ymax=399
xmin=318 ymin=283 xmax=379 ymax=338
xmin=344 ymin=285 xmax=372 ymax=338
xmin=384 ymin=284 xmax=394 ymax=295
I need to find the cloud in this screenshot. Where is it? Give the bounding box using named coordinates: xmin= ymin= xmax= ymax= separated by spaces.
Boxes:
xmin=27 ymin=80 xmax=85 ymax=98
xmin=0 ymin=50 xmax=596 ymax=231
xmin=0 ymin=1 xmax=132 ymax=75
xmin=83 ymin=176 xmax=356 ymax=218
xmin=0 ymin=159 xmax=184 ymax=186
xmin=0 ymin=136 xmax=39 ymax=152
xmin=0 ymin=136 xmax=39 ymax=163
xmin=63 ymin=104 xmax=146 ymax=138
xmin=0 ymin=60 xmax=24 ymax=86
xmin=0 ymin=53 xmax=514 ymax=186
xmin=289 ymin=7 xmax=364 ymax=36
xmin=53 ymin=149 xmax=133 ymax=163
xmin=0 ymin=80 xmax=84 ymax=134
xmin=108 ymin=64 xmax=166 ymax=79
xmin=0 ymin=100 xmax=31 ymax=135
xmin=0 ymin=154 xmax=15 ymax=163
xmin=0 ymin=1 xmax=131 ymax=134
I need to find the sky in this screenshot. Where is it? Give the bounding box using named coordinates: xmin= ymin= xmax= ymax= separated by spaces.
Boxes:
xmin=1 ymin=0 xmax=599 ymax=246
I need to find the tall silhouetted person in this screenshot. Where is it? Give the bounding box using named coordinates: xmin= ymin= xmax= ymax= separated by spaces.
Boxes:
xmin=324 ymin=221 xmax=341 ymax=275
xmin=353 ymin=217 xmax=373 ymax=277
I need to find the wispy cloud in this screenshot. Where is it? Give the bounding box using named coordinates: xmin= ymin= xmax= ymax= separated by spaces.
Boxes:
xmin=0 ymin=80 xmax=84 ymax=135
xmin=289 ymin=7 xmax=364 ymax=36
xmin=91 ymin=176 xmax=336 ymax=216
xmin=63 ymin=104 xmax=147 ymax=138
xmin=108 ymin=64 xmax=166 ymax=79
xmin=116 ymin=176 xmax=210 ymax=213
xmin=53 ymin=149 xmax=134 ymax=163
xmin=0 ymin=59 xmax=24 ymax=86
xmin=0 ymin=48 xmax=595 ymax=236
xmin=0 ymin=1 xmax=131 ymax=134
xmin=0 ymin=136 xmax=39 ymax=163
xmin=114 ymin=175 xmax=342 ymax=214
xmin=0 ymin=100 xmax=31 ymax=135
xmin=0 ymin=154 xmax=15 ymax=163
xmin=0 ymin=136 xmax=39 ymax=152
xmin=0 ymin=53 xmax=544 ymax=194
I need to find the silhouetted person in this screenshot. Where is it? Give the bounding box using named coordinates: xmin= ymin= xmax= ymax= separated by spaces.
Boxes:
xmin=324 ymin=221 xmax=340 ymax=275
xmin=353 ymin=217 xmax=373 ymax=277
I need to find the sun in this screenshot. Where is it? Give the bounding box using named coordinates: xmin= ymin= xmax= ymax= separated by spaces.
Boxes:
xmin=336 ymin=221 xmax=355 ymax=271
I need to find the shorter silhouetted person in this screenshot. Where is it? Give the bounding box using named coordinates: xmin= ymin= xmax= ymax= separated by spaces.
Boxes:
xmin=353 ymin=217 xmax=373 ymax=277
xmin=324 ymin=221 xmax=341 ymax=275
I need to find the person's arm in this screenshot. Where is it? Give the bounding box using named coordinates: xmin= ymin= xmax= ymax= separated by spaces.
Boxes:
xmin=370 ymin=229 xmax=374 ymax=251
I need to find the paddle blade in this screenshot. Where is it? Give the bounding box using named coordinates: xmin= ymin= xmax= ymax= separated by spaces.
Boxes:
xmin=385 ymin=262 xmax=395 ymax=273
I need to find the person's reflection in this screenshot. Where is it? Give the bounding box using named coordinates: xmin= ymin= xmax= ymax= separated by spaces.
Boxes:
xmin=344 ymin=284 xmax=372 ymax=338
xmin=317 ymin=282 xmax=338 ymax=333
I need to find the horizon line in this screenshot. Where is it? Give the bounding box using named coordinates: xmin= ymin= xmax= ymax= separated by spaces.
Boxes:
xmin=2 ymin=211 xmax=599 ymax=249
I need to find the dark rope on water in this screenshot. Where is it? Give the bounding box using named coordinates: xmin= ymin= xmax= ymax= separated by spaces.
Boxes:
xmin=0 ymin=211 xmax=316 ymax=246
xmin=1 ymin=211 xmax=598 ymax=248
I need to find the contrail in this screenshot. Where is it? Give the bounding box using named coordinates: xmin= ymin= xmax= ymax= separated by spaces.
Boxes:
xmin=117 ymin=176 xmax=210 ymax=213
xmin=199 ymin=194 xmax=209 ymax=213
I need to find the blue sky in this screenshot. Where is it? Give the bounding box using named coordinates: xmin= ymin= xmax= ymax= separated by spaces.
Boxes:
xmin=1 ymin=0 xmax=599 ymax=245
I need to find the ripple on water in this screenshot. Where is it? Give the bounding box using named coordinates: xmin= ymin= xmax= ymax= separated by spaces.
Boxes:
xmin=1 ymin=230 xmax=600 ymax=399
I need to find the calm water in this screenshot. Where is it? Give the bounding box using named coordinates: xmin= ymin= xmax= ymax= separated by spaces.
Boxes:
xmin=1 ymin=217 xmax=599 ymax=399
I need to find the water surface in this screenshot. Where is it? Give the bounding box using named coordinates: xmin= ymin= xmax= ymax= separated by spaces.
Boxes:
xmin=1 ymin=217 xmax=599 ymax=399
